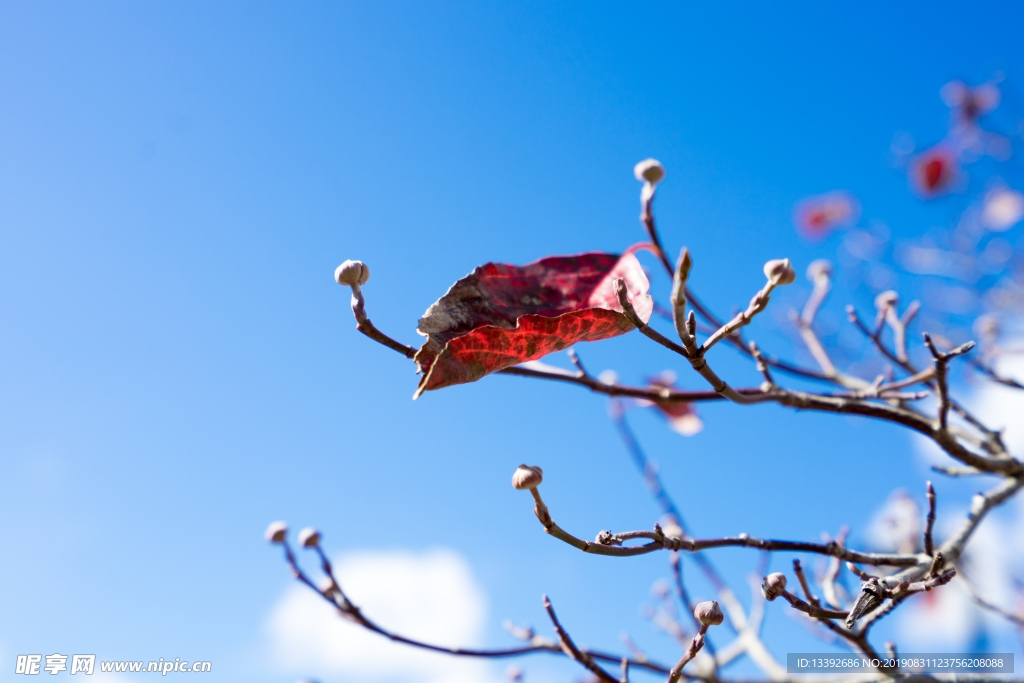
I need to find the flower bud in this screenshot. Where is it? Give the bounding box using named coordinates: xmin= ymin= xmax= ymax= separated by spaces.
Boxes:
xmin=874 ymin=290 xmax=899 ymax=311
xmin=512 ymin=464 xmax=544 ymax=490
xmin=335 ymin=260 xmax=370 ymax=286
xmin=806 ymin=259 xmax=832 ymax=283
xmin=634 ymin=158 xmax=666 ymax=185
xmin=298 ymin=527 xmax=321 ymax=548
xmin=264 ymin=521 xmax=288 ymax=543
xmin=659 ymin=514 xmax=684 ymax=540
xmin=693 ymin=600 xmax=724 ymax=626
xmin=763 ymin=258 xmax=796 ymax=286
xmin=761 ymin=572 xmax=787 ymax=601
xmin=677 ymin=247 xmax=693 ymax=279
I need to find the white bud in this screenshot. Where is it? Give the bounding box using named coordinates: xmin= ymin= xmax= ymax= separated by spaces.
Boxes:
xmin=761 ymin=572 xmax=787 ymax=601
xmin=335 ymin=260 xmax=370 ymax=286
xmin=874 ymin=290 xmax=899 ymax=311
xmin=264 ymin=521 xmax=288 ymax=544
xmin=806 ymin=259 xmax=833 ymax=283
xmin=512 ymin=464 xmax=544 ymax=490
xmin=298 ymin=527 xmax=321 ymax=548
xmin=634 ymin=158 xmax=666 ymax=185
xmin=694 ymin=600 xmax=724 ymax=626
xmin=763 ymin=258 xmax=796 ymax=286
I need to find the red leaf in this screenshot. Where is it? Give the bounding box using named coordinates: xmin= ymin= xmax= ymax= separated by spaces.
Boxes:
xmin=413 ymin=250 xmax=653 ymax=397
xmin=639 ymin=371 xmax=703 ymax=436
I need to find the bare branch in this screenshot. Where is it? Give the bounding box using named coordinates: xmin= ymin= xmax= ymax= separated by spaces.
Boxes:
xmin=544 ymin=594 xmax=619 ymax=683
xmin=615 ymin=279 xmax=778 ymax=406
xmin=924 ymin=333 xmax=976 ymax=431
xmin=667 ymin=633 xmax=705 ymax=683
xmin=670 ymin=553 xmax=717 ymax=670
xmin=848 ymin=305 xmax=1003 ymax=450
xmin=277 ymin=535 xmax=679 ymax=676
xmin=520 ymin=480 xmax=920 ymax=565
xmin=936 ymin=476 xmax=1024 ymax=562
xmin=612 ymin=413 xmax=753 ymax=637
xmin=931 ymin=464 xmax=987 ymax=477
xmin=970 ymin=356 xmax=1024 ymax=390
xmin=821 ymin=527 xmax=851 ymax=610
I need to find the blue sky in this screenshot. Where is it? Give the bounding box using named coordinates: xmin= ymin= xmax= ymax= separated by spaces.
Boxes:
xmin=2 ymin=2 xmax=1023 ymax=682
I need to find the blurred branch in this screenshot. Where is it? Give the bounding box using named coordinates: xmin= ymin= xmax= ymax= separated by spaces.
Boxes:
xmin=847 ymin=305 xmax=1005 ymax=452
xmin=955 ymin=564 xmax=1024 ymax=627
xmin=612 ymin=410 xmax=750 ymax=631
xmin=970 ymin=357 xmax=1024 ymax=390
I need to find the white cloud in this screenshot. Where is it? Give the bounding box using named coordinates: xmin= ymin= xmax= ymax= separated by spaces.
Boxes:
xmin=866 ymin=489 xmax=922 ymax=554
xmin=265 ymin=548 xmax=501 ymax=683
xmin=969 ymin=354 xmax=1024 ymax=457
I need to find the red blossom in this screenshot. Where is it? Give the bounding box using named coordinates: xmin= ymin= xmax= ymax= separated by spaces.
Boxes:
xmin=910 ymin=146 xmax=958 ymax=198
xmin=413 ymin=249 xmax=653 ymax=397
xmin=794 ymin=191 xmax=860 ymax=239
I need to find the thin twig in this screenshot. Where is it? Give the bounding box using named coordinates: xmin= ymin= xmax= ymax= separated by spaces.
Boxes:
xmin=924 ymin=481 xmax=937 ymax=557
xmin=612 ymin=412 xmax=747 ymax=629
xmin=848 ymin=306 xmax=1002 ymax=448
xmin=670 ymin=553 xmax=717 ymax=670
xmin=821 ymin=527 xmax=850 ymax=610
xmin=521 ymin=482 xmax=920 ymax=565
xmin=786 ymin=561 xmax=849 ymax=620
xmin=544 ymin=594 xmax=619 ymax=683
xmin=279 ymin=538 xmax=677 ymax=675
xmin=615 ymin=279 xmax=778 ymax=406
xmin=790 ymin=561 xmax=885 ymax=664
xmin=668 ymin=624 xmax=710 ymax=683
xmin=970 ymin=357 xmax=1024 ymax=390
